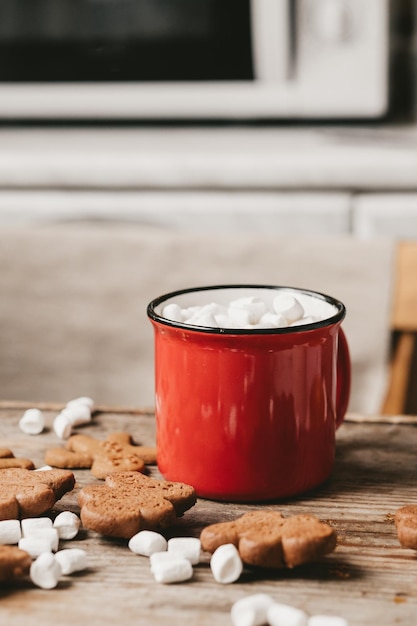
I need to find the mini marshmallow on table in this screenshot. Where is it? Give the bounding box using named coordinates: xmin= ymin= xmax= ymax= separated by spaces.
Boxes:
xmin=0 ymin=520 xmax=21 ymax=545
xmin=149 ymin=552 xmax=193 ymax=584
xmin=167 ymin=537 xmax=201 ymax=565
xmin=55 ymin=548 xmax=88 ymax=575
xmin=267 ymin=603 xmax=308 ymax=626
xmin=231 ymin=593 xmax=277 ymax=626
xmin=210 ymin=543 xmax=243 ymax=584
xmin=30 ymin=552 xmax=62 ymax=590
xmin=53 ymin=511 xmax=80 ymax=540
xmin=128 ymin=530 xmax=168 ymax=556
xmin=53 ymin=396 xmax=94 ymax=440
xmin=19 ymin=408 xmax=45 ymax=435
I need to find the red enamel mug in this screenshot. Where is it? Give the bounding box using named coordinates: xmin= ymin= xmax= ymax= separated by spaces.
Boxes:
xmin=147 ymin=285 xmax=351 ymax=502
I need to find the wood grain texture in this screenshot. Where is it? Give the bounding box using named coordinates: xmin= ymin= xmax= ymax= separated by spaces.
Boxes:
xmin=1 ymin=407 xmax=417 ymax=625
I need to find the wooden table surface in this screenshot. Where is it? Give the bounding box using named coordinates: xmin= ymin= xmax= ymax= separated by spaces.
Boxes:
xmin=1 ymin=403 xmax=417 ymax=626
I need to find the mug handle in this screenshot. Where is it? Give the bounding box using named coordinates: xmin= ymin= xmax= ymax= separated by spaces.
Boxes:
xmin=335 ymin=327 xmax=351 ymax=429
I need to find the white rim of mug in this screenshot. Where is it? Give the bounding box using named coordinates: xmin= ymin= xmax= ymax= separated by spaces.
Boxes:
xmin=147 ymin=284 xmax=346 ymax=335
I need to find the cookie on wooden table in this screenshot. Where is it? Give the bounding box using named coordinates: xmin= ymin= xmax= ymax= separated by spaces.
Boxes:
xmin=0 ymin=545 xmax=32 ymax=582
xmin=0 ymin=468 xmax=75 ymax=520
xmin=200 ymin=510 xmax=337 ymax=568
xmin=78 ymin=471 xmax=196 ymax=539
xmin=395 ymin=504 xmax=417 ymax=549
xmin=45 ymin=432 xmax=157 ymax=479
xmin=0 ymin=448 xmax=34 ymax=470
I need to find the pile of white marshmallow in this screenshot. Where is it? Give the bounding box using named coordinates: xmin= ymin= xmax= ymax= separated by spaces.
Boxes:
xmin=19 ymin=396 xmax=95 ymax=440
xmin=162 ymin=293 xmax=327 ymax=330
xmin=0 ymin=512 xmax=86 ymax=589
xmin=127 ymin=530 xmax=348 ymax=626
xmin=13 ymin=396 xmax=95 ymax=587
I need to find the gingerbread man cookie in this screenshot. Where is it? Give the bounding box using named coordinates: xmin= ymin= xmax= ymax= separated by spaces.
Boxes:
xmin=0 ymin=545 xmax=32 ymax=582
xmin=0 ymin=448 xmax=34 ymax=470
xmin=78 ymin=471 xmax=196 ymax=539
xmin=45 ymin=432 xmax=157 ymax=479
xmin=0 ymin=468 xmax=75 ymax=520
xmin=395 ymin=504 xmax=417 ymax=549
xmin=200 ymin=510 xmax=337 ymax=568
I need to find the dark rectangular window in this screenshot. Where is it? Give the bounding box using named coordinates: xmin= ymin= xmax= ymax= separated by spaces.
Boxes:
xmin=0 ymin=0 xmax=253 ymax=81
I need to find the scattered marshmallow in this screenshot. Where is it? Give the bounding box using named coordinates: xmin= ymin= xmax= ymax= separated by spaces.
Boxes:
xmin=55 ymin=548 xmax=88 ymax=575
xmin=149 ymin=551 xmax=180 ymax=568
xmin=0 ymin=519 xmax=21 ymax=545
xmin=19 ymin=408 xmax=45 ymax=435
xmin=60 ymin=404 xmax=91 ymax=427
xmin=19 ymin=532 xmax=58 ymax=559
xmin=53 ymin=412 xmax=73 ymax=440
xmin=128 ymin=530 xmax=168 ymax=556
xmin=167 ymin=537 xmax=201 ymax=565
xmin=30 ymin=552 xmax=62 ymax=589
xmin=150 ymin=552 xmax=193 ymax=584
xmin=268 ymin=602 xmax=309 ymax=626
xmin=308 ymin=617 xmax=348 ymax=626
xmin=21 ymin=517 xmax=53 ymax=536
xmin=210 ymin=543 xmax=243 ymax=584
xmin=231 ymin=593 xmax=276 ymax=626
xmin=35 ymin=465 xmax=53 ymax=471
xmin=53 ymin=511 xmax=81 ymax=540
xmin=66 ymin=396 xmax=95 ymax=412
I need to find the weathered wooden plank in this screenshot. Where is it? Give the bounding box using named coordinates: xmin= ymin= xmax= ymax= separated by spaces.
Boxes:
xmin=1 ymin=407 xmax=417 ymax=625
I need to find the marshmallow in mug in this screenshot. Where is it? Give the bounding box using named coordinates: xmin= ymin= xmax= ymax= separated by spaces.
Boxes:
xmin=162 ymin=291 xmax=337 ymax=330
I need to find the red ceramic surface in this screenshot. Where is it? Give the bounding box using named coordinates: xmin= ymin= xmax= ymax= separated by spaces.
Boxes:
xmin=147 ymin=285 xmax=351 ymax=502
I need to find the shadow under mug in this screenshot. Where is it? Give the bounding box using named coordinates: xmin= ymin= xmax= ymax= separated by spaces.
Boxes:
xmin=147 ymin=285 xmax=351 ymax=502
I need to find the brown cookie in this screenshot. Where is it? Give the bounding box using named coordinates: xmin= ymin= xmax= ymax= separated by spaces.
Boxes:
xmin=200 ymin=510 xmax=337 ymax=568
xmin=0 ymin=545 xmax=32 ymax=582
xmin=78 ymin=471 xmax=196 ymax=539
xmin=0 ymin=448 xmax=34 ymax=470
xmin=45 ymin=432 xmax=157 ymax=479
xmin=0 ymin=468 xmax=75 ymax=520
xmin=395 ymin=505 xmax=417 ymax=549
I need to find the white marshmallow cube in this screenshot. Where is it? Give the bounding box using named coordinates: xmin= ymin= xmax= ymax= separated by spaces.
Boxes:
xmin=210 ymin=543 xmax=243 ymax=584
xmin=150 ymin=553 xmax=193 ymax=584
xmin=35 ymin=465 xmax=53 ymax=471
xmin=229 ymin=297 xmax=267 ymax=324
xmin=231 ymin=593 xmax=276 ymax=626
xmin=189 ymin=312 xmax=219 ymax=328
xmin=162 ymin=303 xmax=183 ymax=322
xmin=273 ymin=294 xmax=304 ymax=323
xmin=53 ymin=412 xmax=73 ymax=440
xmin=66 ymin=396 xmax=95 ymax=412
xmin=60 ymin=404 xmax=91 ymax=427
xmin=30 ymin=552 xmax=62 ymax=589
xmin=0 ymin=519 xmax=22 ymax=545
xmin=290 ymin=315 xmax=319 ymax=327
xmin=19 ymin=408 xmax=45 ymax=435
xmin=55 ymin=548 xmax=88 ymax=575
xmin=268 ymin=602 xmax=309 ymax=626
xmin=128 ymin=530 xmax=168 ymax=556
xmin=53 ymin=511 xmax=80 ymax=540
xmin=259 ymin=312 xmax=288 ymax=328
xmin=160 ymin=290 xmax=334 ymax=331
xmin=21 ymin=517 xmax=53 ymax=536
xmin=19 ymin=529 xmax=59 ymax=558
xmin=167 ymin=537 xmax=201 ymax=565
xmin=308 ymin=616 xmax=348 ymax=626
